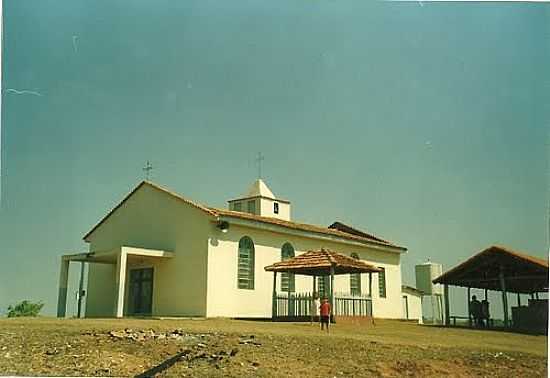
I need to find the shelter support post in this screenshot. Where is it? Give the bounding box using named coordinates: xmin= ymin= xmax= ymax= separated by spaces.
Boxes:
xmin=330 ymin=266 xmax=335 ymax=322
xmin=530 ymin=293 xmax=535 ymax=300
xmin=535 ymin=292 xmax=539 ymax=300
xmin=57 ymin=257 xmax=70 ymax=318
xmin=272 ymin=272 xmax=277 ymax=319
xmin=499 ymin=266 xmax=509 ymax=328
xmin=517 ymin=293 xmax=521 ymax=307
xmin=114 ymin=250 xmax=127 ymax=318
xmin=484 ymin=289 xmax=488 ymax=301
xmin=467 ymin=287 xmax=471 ymax=327
xmin=444 ymin=284 xmax=450 ymax=326
xmin=77 ymin=262 xmax=85 ymax=318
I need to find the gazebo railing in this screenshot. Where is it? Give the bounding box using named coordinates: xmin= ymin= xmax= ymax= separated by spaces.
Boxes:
xmin=274 ymin=291 xmax=372 ymax=318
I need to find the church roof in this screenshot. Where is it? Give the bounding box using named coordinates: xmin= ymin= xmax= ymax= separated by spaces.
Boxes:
xmin=328 ymin=221 xmax=392 ymax=245
xmin=264 ymin=248 xmax=382 ymax=276
xmin=83 ymin=181 xmax=406 ymax=252
xmin=211 ymin=208 xmax=405 ymax=251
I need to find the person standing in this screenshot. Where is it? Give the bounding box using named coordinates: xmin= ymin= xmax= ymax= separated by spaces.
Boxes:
xmin=470 ymin=295 xmax=482 ymax=327
xmin=320 ymin=297 xmax=331 ymax=332
xmin=311 ymin=293 xmax=320 ymax=325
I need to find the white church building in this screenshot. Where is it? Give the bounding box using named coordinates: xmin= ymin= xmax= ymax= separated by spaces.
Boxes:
xmin=57 ymin=179 xmax=410 ymax=319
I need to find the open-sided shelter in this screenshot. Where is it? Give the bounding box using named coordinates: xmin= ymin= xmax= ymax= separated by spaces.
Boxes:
xmin=433 ymin=245 xmax=548 ymax=331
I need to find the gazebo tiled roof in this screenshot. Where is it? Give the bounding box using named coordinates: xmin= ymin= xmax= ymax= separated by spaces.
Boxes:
xmin=264 ymin=248 xmax=382 ymax=276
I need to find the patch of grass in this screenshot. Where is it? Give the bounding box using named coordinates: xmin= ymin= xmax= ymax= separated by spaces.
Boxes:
xmin=0 ymin=318 xmax=546 ymax=377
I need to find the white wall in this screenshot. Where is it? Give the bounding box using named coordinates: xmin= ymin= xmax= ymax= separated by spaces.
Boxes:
xmin=85 ymin=184 xmax=212 ymax=317
xmin=402 ymin=291 xmax=423 ymax=321
xmin=206 ymin=223 xmax=403 ymax=318
xmin=259 ymin=198 xmax=291 ymax=221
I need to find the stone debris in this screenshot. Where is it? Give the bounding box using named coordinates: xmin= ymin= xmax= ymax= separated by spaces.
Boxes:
xmin=45 ymin=348 xmax=59 ymax=356
xmin=239 ymin=338 xmax=261 ymax=346
xmin=105 ymin=329 xmax=215 ymax=344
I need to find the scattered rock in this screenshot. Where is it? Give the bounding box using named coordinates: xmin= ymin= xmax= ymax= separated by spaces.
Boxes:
xmin=252 ymin=361 xmax=260 ymax=367
xmin=197 ymin=343 xmax=207 ymax=348
xmin=109 ymin=331 xmax=126 ymax=339
xmin=230 ymin=348 xmax=239 ymax=356
xmin=45 ymin=348 xmax=59 ymax=356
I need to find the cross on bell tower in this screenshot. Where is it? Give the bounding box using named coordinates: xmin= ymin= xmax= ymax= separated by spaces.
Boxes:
xmin=143 ymin=160 xmax=153 ymax=180
xmin=255 ymin=152 xmax=265 ymax=179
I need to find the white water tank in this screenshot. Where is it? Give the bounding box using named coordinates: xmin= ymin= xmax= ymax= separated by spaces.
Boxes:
xmin=415 ymin=262 xmax=443 ymax=295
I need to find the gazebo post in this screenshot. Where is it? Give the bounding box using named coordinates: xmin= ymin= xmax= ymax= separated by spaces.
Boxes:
xmin=499 ymin=266 xmax=509 ymax=328
xmin=467 ymin=287 xmax=471 ymax=327
xmin=443 ymin=284 xmax=450 ymax=326
xmin=287 ymin=269 xmax=292 ymax=317
xmin=368 ymin=272 xmax=372 ymax=298
xmin=272 ymin=271 xmax=277 ymax=319
xmin=330 ymin=265 xmax=335 ymax=323
xmin=311 ymin=276 xmax=316 ymax=324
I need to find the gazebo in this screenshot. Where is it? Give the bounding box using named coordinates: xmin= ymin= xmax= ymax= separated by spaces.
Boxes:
xmin=433 ymin=245 xmax=548 ymax=332
xmin=264 ymin=248 xmax=381 ymax=321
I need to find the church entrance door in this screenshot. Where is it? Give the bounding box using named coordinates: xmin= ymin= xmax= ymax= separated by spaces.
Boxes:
xmin=128 ymin=267 xmax=154 ymax=315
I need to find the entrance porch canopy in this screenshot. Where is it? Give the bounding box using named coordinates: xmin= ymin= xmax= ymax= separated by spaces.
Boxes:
xmin=57 ymin=246 xmax=174 ymax=318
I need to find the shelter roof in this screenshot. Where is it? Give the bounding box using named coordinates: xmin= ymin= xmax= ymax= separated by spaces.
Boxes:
xmin=264 ymin=248 xmax=382 ymax=276
xmin=433 ymin=245 xmax=548 ymax=294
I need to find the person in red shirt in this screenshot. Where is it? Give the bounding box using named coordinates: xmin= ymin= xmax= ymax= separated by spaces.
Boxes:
xmin=319 ymin=298 xmax=331 ymax=332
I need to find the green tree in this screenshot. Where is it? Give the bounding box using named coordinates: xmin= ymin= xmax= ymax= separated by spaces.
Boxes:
xmin=7 ymin=300 xmax=44 ymax=318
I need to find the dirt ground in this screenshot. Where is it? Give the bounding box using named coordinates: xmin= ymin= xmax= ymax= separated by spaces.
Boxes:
xmin=0 ymin=317 xmax=546 ymax=377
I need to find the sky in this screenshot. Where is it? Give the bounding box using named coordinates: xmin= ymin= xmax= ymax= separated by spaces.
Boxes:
xmin=1 ymin=1 xmax=548 ymax=318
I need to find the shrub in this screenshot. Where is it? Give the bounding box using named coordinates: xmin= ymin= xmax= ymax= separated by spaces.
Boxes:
xmin=7 ymin=300 xmax=44 ymax=318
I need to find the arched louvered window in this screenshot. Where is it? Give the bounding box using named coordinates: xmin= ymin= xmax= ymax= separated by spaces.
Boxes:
xmin=350 ymin=253 xmax=361 ymax=295
xmin=318 ymin=275 xmax=330 ymax=299
xmin=280 ymin=243 xmax=295 ymax=292
xmin=238 ymin=236 xmax=255 ymax=289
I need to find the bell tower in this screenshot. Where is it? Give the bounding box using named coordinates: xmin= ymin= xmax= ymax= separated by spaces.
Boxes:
xmin=228 ymin=179 xmax=291 ymax=221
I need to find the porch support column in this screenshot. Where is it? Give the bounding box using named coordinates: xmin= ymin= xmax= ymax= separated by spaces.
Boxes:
xmin=114 ymin=249 xmax=127 ymax=318
xmin=330 ymin=265 xmax=335 ymax=321
xmin=467 ymin=287 xmax=471 ymax=327
xmin=77 ymin=262 xmax=86 ymax=318
xmin=272 ymin=272 xmax=277 ymax=319
xmin=57 ymin=257 xmax=70 ymax=318
xmin=499 ymin=266 xmax=509 ymax=328
xmin=443 ymin=284 xmax=450 ymax=326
